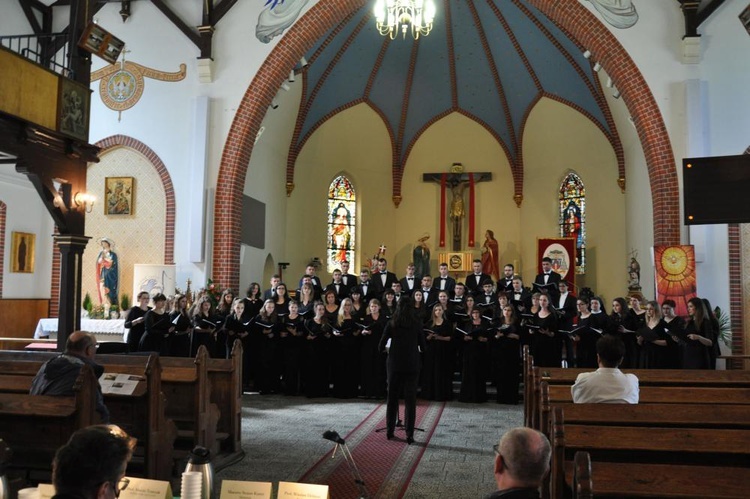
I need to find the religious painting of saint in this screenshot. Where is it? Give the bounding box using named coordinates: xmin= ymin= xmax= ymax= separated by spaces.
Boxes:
xmin=105 ymin=177 xmax=134 ymax=215
xmin=11 ymin=232 xmax=35 ymax=273
xmin=57 ymin=78 xmax=90 ymax=141
xmin=326 ymin=175 xmax=356 ymax=273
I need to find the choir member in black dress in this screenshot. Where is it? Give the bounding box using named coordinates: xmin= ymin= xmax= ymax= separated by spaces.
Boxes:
xmin=331 ymin=298 xmax=361 ymax=398
xmin=191 ymin=295 xmax=219 ymax=357
xmin=242 ymin=282 xmax=263 ymax=321
xmin=660 ymin=299 xmax=684 ymax=368
xmin=296 ymin=282 xmax=317 ymax=317
xmin=168 ymin=294 xmax=192 ymax=357
xmin=323 ymin=289 xmax=340 ymax=324
xmin=253 ymin=299 xmax=280 ymax=393
xmin=680 ymin=297 xmax=714 ymax=369
xmin=379 ymin=297 xmax=426 ymax=443
xmin=359 ymin=299 xmax=387 ymax=399
xmin=222 ymin=298 xmax=252 ymax=389
xmin=436 ymin=291 xmax=450 ymax=315
xmin=280 ymin=301 xmax=305 ymax=395
xmin=458 ymin=308 xmax=490 ymax=403
xmin=571 ymin=299 xmax=603 ymax=369
xmin=493 ymin=305 xmax=522 ymax=404
xmin=139 ymin=293 xmax=174 ymax=354
xmin=420 ymin=304 xmax=454 ymax=401
xmin=381 ymin=289 xmax=397 ymax=319
xmin=304 ymin=302 xmax=332 ymax=398
xmin=124 ymin=291 xmax=151 ymax=352
xmin=702 ymin=298 xmax=722 ymax=370
xmin=412 ymin=289 xmax=428 ymax=324
xmin=349 ymin=287 xmax=367 ymax=321
xmin=214 ymin=289 xmax=235 ymax=359
xmin=620 ymin=296 xmax=646 ymax=368
xmin=530 ymin=294 xmax=561 ymax=368
xmin=607 ymin=297 xmax=628 ymax=339
xmin=636 ymin=301 xmax=670 ymax=369
xmin=273 ymin=283 xmax=291 ymax=317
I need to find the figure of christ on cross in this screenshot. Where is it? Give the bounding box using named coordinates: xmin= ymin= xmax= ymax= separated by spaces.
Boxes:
xmin=423 ymin=165 xmax=492 ymax=251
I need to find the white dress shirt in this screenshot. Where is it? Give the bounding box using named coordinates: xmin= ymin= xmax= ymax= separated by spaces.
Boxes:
xmin=571 ymin=367 xmax=639 ymax=404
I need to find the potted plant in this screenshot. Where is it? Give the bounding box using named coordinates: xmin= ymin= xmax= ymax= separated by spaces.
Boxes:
xmin=83 ymin=292 xmax=93 ymax=317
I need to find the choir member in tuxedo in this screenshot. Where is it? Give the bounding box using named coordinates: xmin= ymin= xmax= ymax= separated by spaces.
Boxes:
xmin=533 ymin=257 xmax=561 ymax=302
xmin=298 ymin=264 xmax=324 ymax=298
xmin=412 ymin=289 xmax=428 ymax=324
xmin=381 ymin=289 xmax=397 ymax=319
xmin=214 ymin=288 xmax=235 ymax=359
xmin=280 ymin=301 xmax=305 ymax=395
xmin=140 ymin=293 xmax=174 ymax=354
xmin=620 ymin=296 xmax=646 ymax=368
xmin=679 ymin=297 xmax=714 ymax=369
xmin=433 ymin=262 xmax=456 ymax=298
xmin=458 ymin=308 xmax=490 ymax=403
xmin=262 ymin=275 xmax=280 ymax=301
xmin=359 ymin=299 xmax=387 ymax=399
xmin=349 ymin=287 xmax=367 ymax=320
xmin=124 ymin=291 xmax=151 ymax=353
xmin=358 ymin=269 xmax=377 ymax=303
xmin=477 ymin=281 xmax=497 ymax=311
xmin=191 ymin=295 xmax=219 ymax=357
xmin=331 ymin=298 xmax=361 ymax=398
xmin=303 ymin=301 xmax=332 ymax=398
xmin=448 ymin=283 xmax=468 ymax=312
xmin=222 ymin=298 xmax=252 ymax=389
xmin=296 ymin=282 xmax=317 ymax=317
xmin=391 ymin=282 xmax=405 ymax=303
xmin=465 ymin=259 xmax=492 ymax=297
xmin=339 ymin=260 xmax=357 ymax=294
xmin=399 ymin=263 xmax=418 ymax=296
xmin=419 ymin=276 xmax=438 ymax=308
xmin=493 ymin=304 xmax=522 ymax=404
xmin=555 ymin=281 xmax=577 ymax=367
xmin=253 ymin=299 xmax=280 ymax=394
xmin=273 ymin=283 xmax=291 ymax=317
xmin=660 ymin=299 xmax=684 ymax=368
xmin=378 ymin=297 xmax=426 ymax=443
xmin=323 ymin=289 xmax=340 ymax=324
xmin=167 ymin=294 xmax=192 ymax=357
xmin=242 ymin=282 xmax=263 ymax=321
xmin=636 ymin=301 xmax=670 ymax=369
xmin=326 ymin=269 xmax=349 ymax=303
xmin=500 ymin=264 xmax=516 ymax=294
xmin=509 ymin=278 xmax=532 ymax=316
xmin=372 ymin=258 xmax=398 ymax=296
xmin=530 ymin=293 xmax=561 ymax=368
xmin=420 ymin=303 xmax=454 ymax=401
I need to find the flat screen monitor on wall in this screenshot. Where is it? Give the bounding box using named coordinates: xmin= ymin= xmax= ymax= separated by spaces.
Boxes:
xmin=683 ymin=154 xmax=750 ymax=225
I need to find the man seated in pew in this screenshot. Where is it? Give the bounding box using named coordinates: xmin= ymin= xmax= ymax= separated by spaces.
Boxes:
xmin=52 ymin=424 xmax=135 ymax=499
xmin=30 ymin=331 xmax=110 ymax=422
xmin=570 ymin=335 xmax=639 ymax=404
xmin=486 ymin=427 xmax=551 ymax=499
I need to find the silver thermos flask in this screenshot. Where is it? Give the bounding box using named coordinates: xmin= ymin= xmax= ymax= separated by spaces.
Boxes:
xmin=184 ymin=446 xmax=215 ymax=499
xmin=0 ymin=439 xmax=11 ymax=499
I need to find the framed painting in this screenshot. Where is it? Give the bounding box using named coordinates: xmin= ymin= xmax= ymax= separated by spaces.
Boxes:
xmin=740 ymin=4 xmax=750 ymax=35
xmin=105 ymin=177 xmax=134 ymax=215
xmin=57 ymin=78 xmax=90 ymax=141
xmin=11 ymin=232 xmax=35 ymax=273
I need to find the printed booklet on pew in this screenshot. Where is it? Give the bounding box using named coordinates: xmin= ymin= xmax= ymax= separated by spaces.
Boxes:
xmin=99 ymin=373 xmax=144 ymax=395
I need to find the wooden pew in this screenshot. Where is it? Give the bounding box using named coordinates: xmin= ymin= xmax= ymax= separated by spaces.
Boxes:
xmin=0 ymin=351 xmax=176 ymax=481
xmin=550 ymin=406 xmax=750 ymax=499
xmin=205 ymin=339 xmax=243 ymax=468
xmin=0 ymin=364 xmax=97 ymax=483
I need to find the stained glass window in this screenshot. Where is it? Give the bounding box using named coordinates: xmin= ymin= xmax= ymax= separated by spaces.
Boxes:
xmin=327 ymin=175 xmax=356 ymax=273
xmin=559 ymin=172 xmax=586 ymax=273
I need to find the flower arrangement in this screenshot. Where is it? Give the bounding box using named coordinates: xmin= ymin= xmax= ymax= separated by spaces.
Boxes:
xmin=206 ymin=278 xmax=222 ymax=307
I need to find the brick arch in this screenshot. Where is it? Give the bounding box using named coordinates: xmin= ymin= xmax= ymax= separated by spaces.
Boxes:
xmin=0 ymin=200 xmax=5 ymax=298
xmin=94 ymin=135 xmax=176 ymax=265
xmin=213 ymin=0 xmax=679 ymax=290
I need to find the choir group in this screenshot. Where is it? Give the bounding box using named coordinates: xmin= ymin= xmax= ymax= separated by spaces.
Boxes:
xmin=121 ymin=257 xmax=721 ymax=404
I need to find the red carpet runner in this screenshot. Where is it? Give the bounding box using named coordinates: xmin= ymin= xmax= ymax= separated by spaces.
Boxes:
xmin=299 ymin=400 xmax=445 ymax=498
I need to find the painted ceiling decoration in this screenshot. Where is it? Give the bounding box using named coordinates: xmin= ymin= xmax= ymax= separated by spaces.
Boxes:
xmin=287 ymin=0 xmax=624 ymax=205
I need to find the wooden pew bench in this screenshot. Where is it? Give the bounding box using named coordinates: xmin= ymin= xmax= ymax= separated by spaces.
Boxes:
xmin=205 ymin=340 xmax=243 ymax=468
xmin=550 ymin=406 xmax=750 ymax=499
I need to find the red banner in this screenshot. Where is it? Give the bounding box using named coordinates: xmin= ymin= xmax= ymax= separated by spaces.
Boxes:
xmin=468 ymin=173 xmax=475 ymax=247
xmin=439 ymin=174 xmax=446 ymax=247
xmin=537 ymin=238 xmax=577 ymax=291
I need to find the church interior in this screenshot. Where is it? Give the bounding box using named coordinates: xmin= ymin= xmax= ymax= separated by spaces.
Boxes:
xmin=1 ymin=0 xmax=750 ymax=497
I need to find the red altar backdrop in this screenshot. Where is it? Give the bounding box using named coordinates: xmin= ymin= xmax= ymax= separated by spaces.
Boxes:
xmin=537 ymin=238 xmax=577 ymax=291
xmin=654 ymin=245 xmax=697 ymax=318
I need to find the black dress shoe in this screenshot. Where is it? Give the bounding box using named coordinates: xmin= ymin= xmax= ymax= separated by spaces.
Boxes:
xmin=386 ymin=431 xmax=394 ymax=440
xmin=406 ymin=436 xmax=414 ymax=445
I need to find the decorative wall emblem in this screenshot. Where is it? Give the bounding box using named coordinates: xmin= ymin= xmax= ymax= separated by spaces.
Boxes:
xmin=92 ymin=60 xmax=186 ymax=120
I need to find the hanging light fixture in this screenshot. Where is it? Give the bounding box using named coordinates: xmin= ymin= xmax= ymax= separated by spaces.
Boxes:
xmin=374 ymin=0 xmax=436 ymax=40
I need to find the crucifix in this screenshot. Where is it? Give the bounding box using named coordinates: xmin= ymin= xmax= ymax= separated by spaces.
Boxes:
xmin=423 ymin=163 xmax=492 ymax=251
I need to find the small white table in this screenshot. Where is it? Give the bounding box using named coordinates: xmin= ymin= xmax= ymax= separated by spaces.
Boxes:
xmin=34 ymin=318 xmax=126 ymax=342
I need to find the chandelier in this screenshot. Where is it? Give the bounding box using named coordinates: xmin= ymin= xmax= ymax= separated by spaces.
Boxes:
xmin=374 ymin=0 xmax=436 ymax=40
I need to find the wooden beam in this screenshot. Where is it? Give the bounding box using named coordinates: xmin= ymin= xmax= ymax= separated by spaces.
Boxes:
xmin=213 ymin=0 xmax=239 ymax=25
xmin=697 ymin=0 xmax=727 ymax=26
xmin=18 ymin=0 xmax=44 ymax=35
xmin=150 ymin=0 xmax=202 ymax=49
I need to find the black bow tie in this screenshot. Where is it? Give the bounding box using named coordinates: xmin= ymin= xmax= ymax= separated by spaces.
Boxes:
xmin=407 ymin=277 xmax=414 ymax=280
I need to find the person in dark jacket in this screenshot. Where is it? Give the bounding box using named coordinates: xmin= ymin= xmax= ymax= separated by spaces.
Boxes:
xmin=378 ymin=297 xmax=426 ymax=444
xmin=52 ymin=424 xmax=135 ymax=499
xmin=30 ymin=331 xmax=109 ymax=422
xmin=485 ymin=427 xmax=551 ymax=499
